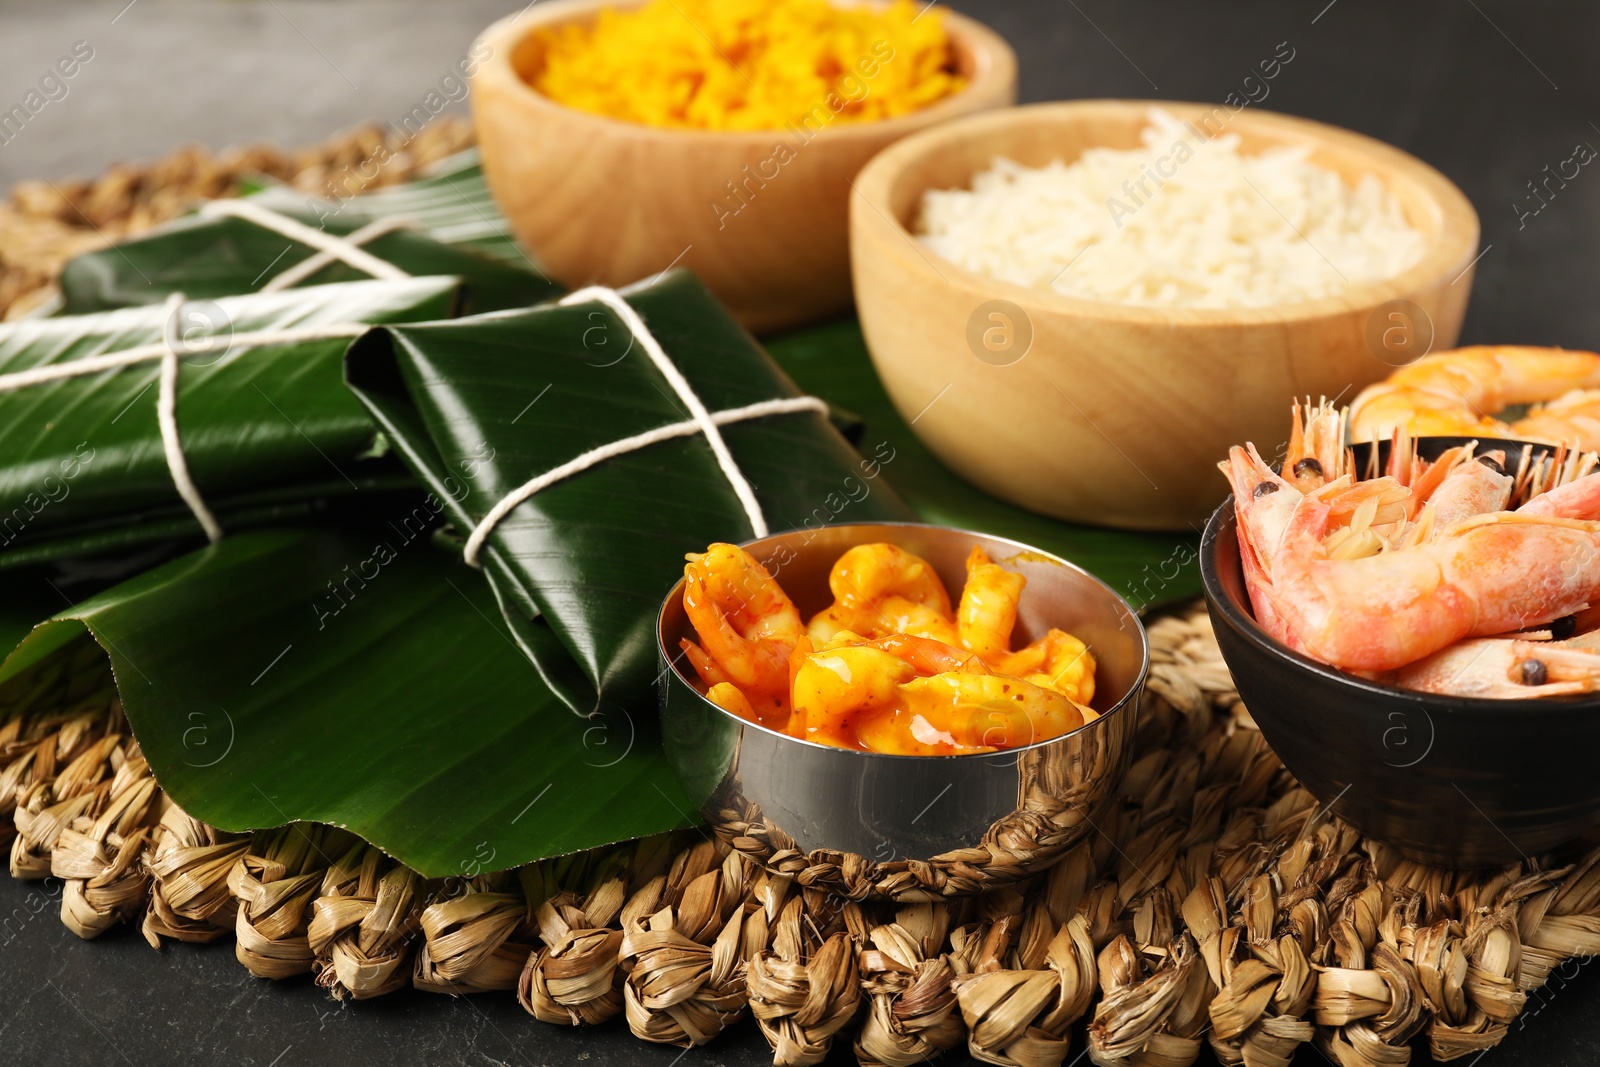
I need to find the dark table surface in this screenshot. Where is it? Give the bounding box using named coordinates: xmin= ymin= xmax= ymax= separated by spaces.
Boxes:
xmin=5 ymin=0 xmax=1600 ymax=1064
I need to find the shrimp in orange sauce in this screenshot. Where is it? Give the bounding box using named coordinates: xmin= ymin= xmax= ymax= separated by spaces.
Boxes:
xmin=682 ymin=542 xmax=1099 ymax=754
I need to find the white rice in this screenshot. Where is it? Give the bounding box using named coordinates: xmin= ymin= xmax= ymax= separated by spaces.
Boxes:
xmin=915 ymin=109 xmax=1429 ymax=309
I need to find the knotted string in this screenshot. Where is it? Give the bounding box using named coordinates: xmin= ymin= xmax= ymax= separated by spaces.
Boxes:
xmin=0 ymin=199 xmax=420 ymax=542
xmin=461 ymin=286 xmax=829 ymax=568
xmin=200 ymin=199 xmax=412 ymax=284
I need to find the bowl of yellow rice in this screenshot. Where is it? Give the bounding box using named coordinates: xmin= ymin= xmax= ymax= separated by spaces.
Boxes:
xmin=469 ymin=0 xmax=1016 ymax=332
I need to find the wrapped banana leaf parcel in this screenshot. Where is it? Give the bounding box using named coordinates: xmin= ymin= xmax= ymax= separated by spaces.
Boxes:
xmin=0 ymin=276 xmax=463 ymax=567
xmin=0 ymin=263 xmax=911 ymax=874
xmin=56 ymin=189 xmax=558 ymax=317
xmin=344 ymin=269 xmax=916 ymax=711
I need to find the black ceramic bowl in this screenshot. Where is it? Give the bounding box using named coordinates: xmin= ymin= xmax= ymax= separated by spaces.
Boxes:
xmin=1201 ymin=436 xmax=1600 ymax=867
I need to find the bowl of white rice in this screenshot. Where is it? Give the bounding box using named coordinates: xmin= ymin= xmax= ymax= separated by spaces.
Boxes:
xmin=849 ymin=100 xmax=1479 ymax=529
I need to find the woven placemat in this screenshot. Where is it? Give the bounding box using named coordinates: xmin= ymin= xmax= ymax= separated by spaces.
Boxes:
xmin=6 ymin=603 xmax=1599 ymax=1067
xmin=4 ymin=131 xmax=1600 ymax=1067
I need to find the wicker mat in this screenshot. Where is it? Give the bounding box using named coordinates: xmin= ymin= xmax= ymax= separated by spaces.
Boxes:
xmin=4 ymin=132 xmax=1600 ymax=1067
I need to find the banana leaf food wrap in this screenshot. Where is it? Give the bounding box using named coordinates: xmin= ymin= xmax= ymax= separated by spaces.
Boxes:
xmin=58 ymin=189 xmax=558 ymax=316
xmin=0 ymin=277 xmax=463 ymax=567
xmin=0 ymin=278 xmax=473 ymax=566
xmin=0 ymin=266 xmax=910 ymax=872
xmin=345 ymin=269 xmax=916 ymax=714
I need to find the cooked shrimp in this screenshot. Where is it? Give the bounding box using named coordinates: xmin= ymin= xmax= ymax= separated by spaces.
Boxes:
xmin=1221 ymin=443 xmax=1301 ymax=563
xmin=806 ymin=595 xmax=958 ymax=645
xmin=1382 ymin=636 xmax=1600 ymax=698
xmin=1349 ymin=346 xmax=1600 ymax=447
xmin=867 ymin=632 xmax=988 ymax=675
xmin=992 ymin=629 xmax=1097 ymax=704
xmin=852 ymin=673 xmax=1093 ymax=756
xmin=680 ymin=637 xmax=731 ymax=688
xmin=1519 ymin=470 xmax=1600 ymax=520
xmin=806 ymin=544 xmax=958 ymax=643
xmin=1263 ymin=498 xmax=1600 ymax=671
xmin=827 ymin=543 xmax=952 ymax=613
xmin=1283 ymin=398 xmax=1348 ymax=491
xmin=683 ymin=539 xmax=1099 ymax=753
xmin=682 ymin=543 xmax=803 ymax=712
xmin=1424 ymin=453 xmax=1512 ymax=528
xmin=957 ymin=547 xmax=1025 ymax=658
xmin=792 ymin=642 xmax=917 ymax=744
xmin=1513 ymin=390 xmax=1600 ymax=450
xmin=706 ymin=682 xmax=763 ymax=722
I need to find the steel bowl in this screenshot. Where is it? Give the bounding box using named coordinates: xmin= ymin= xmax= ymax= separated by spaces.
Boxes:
xmin=1201 ymin=436 xmax=1600 ymax=867
xmin=656 ymin=522 xmax=1146 ymax=900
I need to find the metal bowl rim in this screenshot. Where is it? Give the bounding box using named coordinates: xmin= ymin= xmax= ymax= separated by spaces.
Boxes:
xmin=1201 ymin=491 xmax=1600 ymax=717
xmin=656 ymin=520 xmax=1150 ymax=760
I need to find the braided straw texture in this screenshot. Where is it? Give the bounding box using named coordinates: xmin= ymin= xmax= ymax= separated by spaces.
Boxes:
xmin=4 ymin=611 xmax=1600 ymax=1066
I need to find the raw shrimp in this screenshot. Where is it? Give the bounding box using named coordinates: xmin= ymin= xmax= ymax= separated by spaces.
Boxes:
xmin=1262 ymin=497 xmax=1600 ymax=671
xmin=957 ymin=546 xmax=1025 ymax=658
xmin=1382 ymin=636 xmax=1600 ymax=698
xmin=1349 ymin=346 xmax=1600 ymax=449
xmin=682 ymin=543 xmax=804 ymax=713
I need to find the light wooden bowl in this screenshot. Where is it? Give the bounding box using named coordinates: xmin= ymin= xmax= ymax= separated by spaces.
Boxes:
xmin=470 ymin=0 xmax=1016 ymax=334
xmin=850 ymin=100 xmax=1480 ymax=529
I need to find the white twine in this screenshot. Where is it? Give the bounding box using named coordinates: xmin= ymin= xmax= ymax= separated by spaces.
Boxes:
xmin=201 ymin=199 xmax=411 ymax=283
xmin=261 ymin=216 xmax=412 ymax=292
xmin=0 ymin=200 xmax=419 ymax=544
xmin=0 ymin=323 xmax=370 ymax=396
xmin=460 ymin=285 xmax=829 ymax=569
xmin=157 ymin=293 xmax=223 ymax=543
xmin=461 ymin=394 xmax=829 ymax=568
xmin=0 ymin=301 xmax=371 ymax=541
xmin=594 ymin=288 xmax=767 ymax=512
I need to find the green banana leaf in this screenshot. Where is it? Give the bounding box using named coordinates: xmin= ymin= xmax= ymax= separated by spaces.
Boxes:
xmin=0 ymin=522 xmax=694 ymax=876
xmin=58 ymin=188 xmax=558 ymax=316
xmin=321 ymin=149 xmax=1202 ymax=610
xmin=765 ymin=320 xmax=1203 ymax=613
xmin=47 ymin=140 xmax=1195 ymax=610
xmin=0 ymin=277 xmax=460 ymax=565
xmin=332 ymin=150 xmax=530 ymax=266
xmin=345 ymin=270 xmax=917 ymax=713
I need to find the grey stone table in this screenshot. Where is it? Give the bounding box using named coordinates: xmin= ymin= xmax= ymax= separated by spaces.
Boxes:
xmin=2 ymin=0 xmax=1599 ymax=1063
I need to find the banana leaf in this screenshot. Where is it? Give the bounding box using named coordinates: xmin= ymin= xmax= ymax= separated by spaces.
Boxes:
xmin=0 ymin=277 xmax=461 ymax=565
xmin=345 ymin=269 xmax=917 ymax=713
xmin=57 ymin=188 xmax=558 ymax=316
xmin=765 ymin=320 xmax=1204 ymax=612
xmin=324 ymin=150 xmax=531 ymax=266
xmin=0 ymin=521 xmax=695 ymax=876
xmin=318 ymin=149 xmax=1202 ymax=608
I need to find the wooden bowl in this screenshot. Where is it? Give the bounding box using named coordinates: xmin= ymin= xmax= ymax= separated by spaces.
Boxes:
xmin=850 ymin=100 xmax=1480 ymax=529
xmin=470 ymin=0 xmax=1016 ymax=334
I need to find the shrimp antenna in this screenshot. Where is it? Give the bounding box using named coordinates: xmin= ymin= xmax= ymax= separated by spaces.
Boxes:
xmin=1511 ymin=446 xmax=1539 ymax=507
